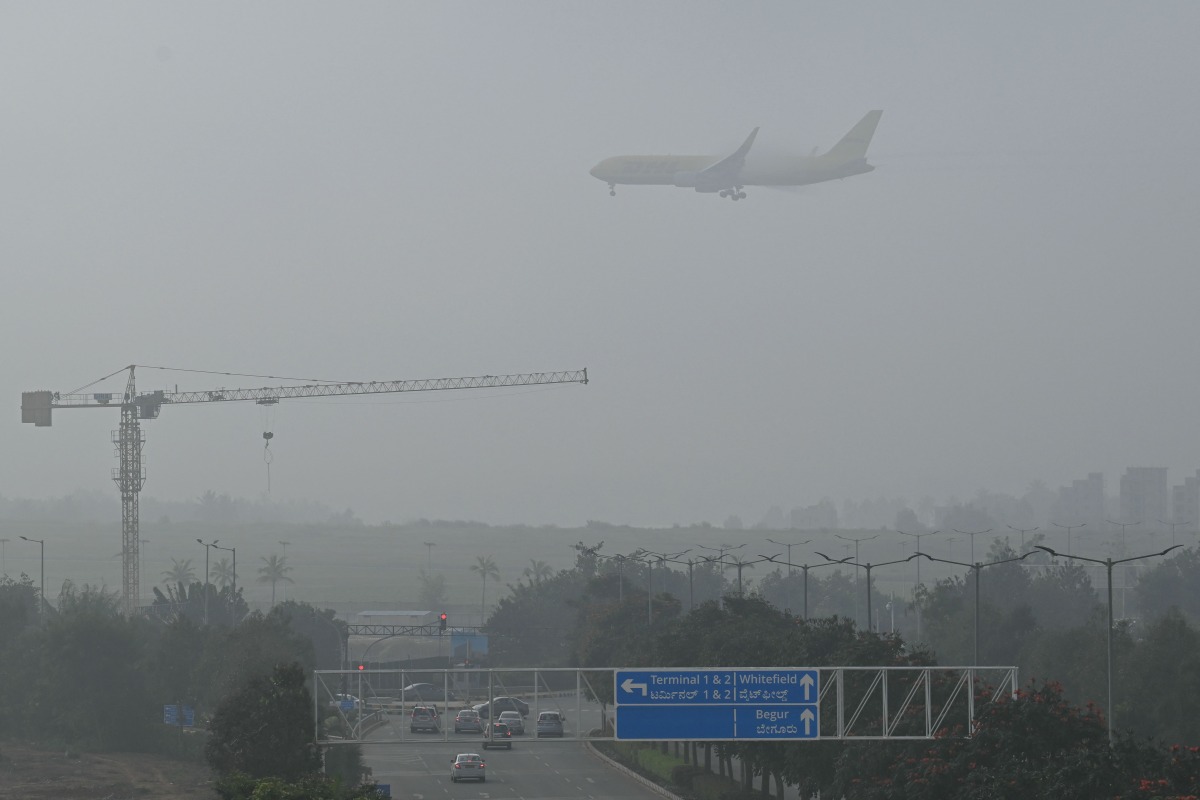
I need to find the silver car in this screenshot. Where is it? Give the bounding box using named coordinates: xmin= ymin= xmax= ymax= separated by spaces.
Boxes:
xmin=536 ymin=710 xmax=564 ymax=737
xmin=450 ymin=753 xmax=486 ymax=782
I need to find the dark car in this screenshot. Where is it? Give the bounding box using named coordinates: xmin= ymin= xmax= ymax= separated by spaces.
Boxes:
xmin=482 ymin=721 xmax=513 ymax=750
xmin=473 ymin=696 xmax=530 ymax=719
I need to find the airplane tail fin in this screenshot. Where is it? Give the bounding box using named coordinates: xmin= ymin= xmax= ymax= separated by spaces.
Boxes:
xmin=823 ymin=110 xmax=882 ymax=161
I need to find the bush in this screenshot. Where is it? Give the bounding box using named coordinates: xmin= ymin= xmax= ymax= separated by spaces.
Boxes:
xmin=633 ymin=745 xmax=685 ymax=782
xmin=671 ymin=763 xmax=708 ymax=789
xmin=692 ymin=773 xmax=742 ymax=800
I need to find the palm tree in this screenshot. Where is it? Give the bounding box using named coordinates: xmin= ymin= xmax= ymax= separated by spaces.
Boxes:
xmin=211 ymin=558 xmax=234 ymax=590
xmin=522 ymin=559 xmax=553 ymax=586
xmin=258 ymin=554 xmax=294 ymax=607
xmin=469 ymin=555 xmax=500 ymax=623
xmin=162 ymin=558 xmax=196 ymax=587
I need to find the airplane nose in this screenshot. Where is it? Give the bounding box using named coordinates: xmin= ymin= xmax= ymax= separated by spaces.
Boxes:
xmin=589 ymin=164 xmax=601 ymax=178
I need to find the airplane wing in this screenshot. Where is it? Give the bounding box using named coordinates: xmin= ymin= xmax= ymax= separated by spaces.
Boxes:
xmin=697 ymin=127 xmax=759 ymax=186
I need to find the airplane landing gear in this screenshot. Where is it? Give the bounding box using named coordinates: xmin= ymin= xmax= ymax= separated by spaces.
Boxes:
xmin=608 ymin=183 xmax=616 ymax=196
xmin=718 ymin=187 xmax=747 ymax=201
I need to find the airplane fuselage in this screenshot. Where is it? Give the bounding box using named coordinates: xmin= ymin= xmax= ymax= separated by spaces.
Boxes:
xmin=589 ymin=155 xmax=874 ymax=189
xmin=589 ymin=111 xmax=882 ymax=199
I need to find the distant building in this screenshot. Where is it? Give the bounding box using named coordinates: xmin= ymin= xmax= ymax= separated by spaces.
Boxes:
xmin=1172 ymin=470 xmax=1200 ymax=529
xmin=1119 ymin=467 xmax=1169 ymax=524
xmin=789 ymin=499 xmax=838 ymax=530
xmin=1054 ymin=472 xmax=1105 ymax=526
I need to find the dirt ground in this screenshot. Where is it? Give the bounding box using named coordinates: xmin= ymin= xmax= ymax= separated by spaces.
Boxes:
xmin=0 ymin=743 xmax=216 ymax=799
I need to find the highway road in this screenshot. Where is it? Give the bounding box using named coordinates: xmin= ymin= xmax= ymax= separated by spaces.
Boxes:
xmin=362 ymin=716 xmax=659 ymax=800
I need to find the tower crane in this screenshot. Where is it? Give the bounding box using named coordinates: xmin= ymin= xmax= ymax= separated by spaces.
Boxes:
xmin=21 ymin=364 xmax=588 ymax=615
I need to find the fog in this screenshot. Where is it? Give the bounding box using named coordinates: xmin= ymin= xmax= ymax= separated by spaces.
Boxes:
xmin=4 ymin=2 xmax=1199 ymax=530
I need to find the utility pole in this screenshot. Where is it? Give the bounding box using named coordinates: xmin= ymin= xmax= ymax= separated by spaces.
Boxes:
xmin=422 ymin=541 xmax=436 ymax=571
xmin=18 ymin=536 xmax=45 ymax=625
xmin=0 ymin=538 xmax=8 ymax=576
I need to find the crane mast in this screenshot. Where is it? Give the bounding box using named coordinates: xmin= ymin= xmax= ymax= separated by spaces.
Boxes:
xmin=22 ymin=365 xmax=588 ymax=616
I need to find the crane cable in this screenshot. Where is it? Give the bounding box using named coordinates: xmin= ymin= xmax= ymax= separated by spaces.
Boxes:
xmin=261 ymin=402 xmax=277 ymax=495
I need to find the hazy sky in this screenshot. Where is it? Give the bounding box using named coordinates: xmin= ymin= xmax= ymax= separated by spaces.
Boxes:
xmin=4 ymin=2 xmax=1199 ymax=527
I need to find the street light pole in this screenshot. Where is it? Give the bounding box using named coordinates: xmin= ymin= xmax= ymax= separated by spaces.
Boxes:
xmin=422 ymin=541 xmax=435 ymax=571
xmin=1052 ymin=521 xmax=1086 ymax=557
xmin=1006 ymin=525 xmax=1039 ymax=550
xmin=1035 ymin=544 xmax=1180 ymax=745
xmin=766 ymin=537 xmax=811 ymax=613
xmin=214 ymin=543 xmax=237 ymax=622
xmin=18 ymin=536 xmax=45 ymax=625
xmin=1158 ymin=519 xmax=1190 ymax=548
xmin=197 ymin=538 xmax=219 ymax=625
xmin=914 ymin=550 xmax=1034 ymax=665
xmin=0 ymin=538 xmax=9 ymax=576
xmin=898 ymin=530 xmax=940 ymax=642
xmin=835 ymin=533 xmax=878 ymax=625
xmin=952 ymin=528 xmax=993 ymax=565
xmin=758 ymin=555 xmax=850 ymax=621
xmin=1106 ymin=519 xmax=1141 ymax=617
xmin=815 ymin=552 xmax=917 ymax=633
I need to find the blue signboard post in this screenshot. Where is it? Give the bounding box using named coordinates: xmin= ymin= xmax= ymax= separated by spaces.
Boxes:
xmin=615 ymin=668 xmax=819 ymax=741
xmin=163 ymin=704 xmax=195 ymax=726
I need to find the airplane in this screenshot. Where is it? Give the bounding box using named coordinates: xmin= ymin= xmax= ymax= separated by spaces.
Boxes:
xmin=589 ymin=110 xmax=882 ymax=201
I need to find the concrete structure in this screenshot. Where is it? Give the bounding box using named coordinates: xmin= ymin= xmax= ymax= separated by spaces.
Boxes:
xmin=1056 ymin=472 xmax=1105 ymax=526
xmin=1172 ymin=470 xmax=1200 ymax=531
xmin=1119 ymin=467 xmax=1169 ymax=525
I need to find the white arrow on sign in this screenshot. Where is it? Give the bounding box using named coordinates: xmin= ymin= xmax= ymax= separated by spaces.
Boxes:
xmin=621 ymin=677 xmax=648 ymax=696
xmin=800 ymin=708 xmax=815 ymax=736
xmin=799 ymin=673 xmax=815 ymax=701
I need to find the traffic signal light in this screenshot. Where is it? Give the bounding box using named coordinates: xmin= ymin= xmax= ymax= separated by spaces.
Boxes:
xmin=357 ymin=663 xmax=365 ymax=671
xmin=439 ymin=612 xmax=448 ymax=631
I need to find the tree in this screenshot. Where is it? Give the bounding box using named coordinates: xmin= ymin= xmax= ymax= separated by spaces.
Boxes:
xmin=205 ymin=662 xmax=321 ymax=780
xmin=162 ymin=557 xmax=196 ymax=586
xmin=212 ymin=558 xmax=235 ymax=590
xmin=522 ymin=559 xmax=554 ymax=586
xmin=469 ymin=555 xmax=500 ymax=622
xmin=258 ymin=554 xmax=294 ymax=607
xmin=416 ymin=570 xmax=446 ymax=609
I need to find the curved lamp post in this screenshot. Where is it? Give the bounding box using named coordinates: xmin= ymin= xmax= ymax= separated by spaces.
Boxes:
xmin=766 ymin=537 xmax=811 ymax=611
xmin=18 ymin=535 xmax=45 ymax=624
xmin=897 ymin=530 xmax=940 ymax=641
xmin=1051 ymin=521 xmax=1086 ymax=557
xmin=758 ymin=554 xmax=847 ymax=621
xmin=213 ymin=543 xmax=237 ymax=622
xmin=816 ymin=551 xmax=918 ymax=632
xmin=1006 ymin=524 xmax=1039 ymax=550
xmin=197 ymin=538 xmax=219 ymax=625
xmin=912 ymin=550 xmax=1035 ymax=665
xmin=1035 ymin=543 xmax=1180 ymax=745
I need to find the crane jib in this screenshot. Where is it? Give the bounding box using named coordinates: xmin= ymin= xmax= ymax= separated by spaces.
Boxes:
xmin=25 ymin=369 xmax=588 ymax=418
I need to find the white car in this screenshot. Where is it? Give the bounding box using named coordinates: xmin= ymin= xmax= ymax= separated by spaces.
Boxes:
xmin=497 ymin=710 xmax=525 ymax=735
xmin=450 ymin=753 xmax=486 ymax=782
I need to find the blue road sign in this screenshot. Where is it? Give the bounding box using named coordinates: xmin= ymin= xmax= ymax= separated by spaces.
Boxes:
xmin=376 ymin=784 xmax=391 ymax=797
xmin=339 ymin=699 xmax=356 ymax=712
xmin=163 ymin=704 xmax=195 ymax=726
xmin=616 ymin=704 xmax=818 ymax=740
xmin=614 ymin=668 xmax=819 ymax=741
xmin=616 ymin=669 xmax=818 ymax=705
